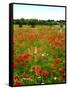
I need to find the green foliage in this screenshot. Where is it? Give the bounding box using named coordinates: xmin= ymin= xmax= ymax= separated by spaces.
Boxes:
xmin=13 ymin=25 xmax=65 ymax=86
xmin=14 ymin=18 xmax=65 ymax=27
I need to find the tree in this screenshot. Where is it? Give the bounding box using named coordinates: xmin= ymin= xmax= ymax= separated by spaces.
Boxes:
xmin=29 ymin=19 xmax=36 ymax=28
xmin=13 ymin=18 xmax=65 ymax=27
xmin=14 ymin=19 xmax=20 ymax=24
xmin=18 ymin=20 xmax=23 ymax=27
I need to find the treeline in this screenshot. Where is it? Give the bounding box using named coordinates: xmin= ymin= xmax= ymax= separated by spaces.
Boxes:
xmin=13 ymin=18 xmax=65 ymax=28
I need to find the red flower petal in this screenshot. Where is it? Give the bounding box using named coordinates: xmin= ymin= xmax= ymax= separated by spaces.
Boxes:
xmin=13 ymin=75 xmax=18 ymax=80
xmin=15 ymin=81 xmax=24 ymax=86
xmin=16 ymin=58 xmax=21 ymax=63
xmin=59 ymin=67 xmax=65 ymax=73
xmin=19 ymin=55 xmax=24 ymax=60
xmin=54 ymin=58 xmax=62 ymax=64
xmin=22 ymin=72 xmax=29 ymax=78
xmin=35 ymin=66 xmax=42 ymax=76
xmin=13 ymin=63 xmax=17 ymax=69
xmin=42 ymin=70 xmax=49 ymax=77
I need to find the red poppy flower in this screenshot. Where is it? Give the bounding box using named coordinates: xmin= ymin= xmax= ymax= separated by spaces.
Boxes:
xmin=62 ymin=74 xmax=65 ymax=79
xmin=23 ymin=54 xmax=31 ymax=59
xmin=60 ymin=44 xmax=64 ymax=49
xmin=54 ymin=58 xmax=62 ymax=64
xmin=13 ymin=75 xmax=18 ymax=81
xmin=15 ymin=81 xmax=24 ymax=86
xmin=59 ymin=67 xmax=65 ymax=73
xmin=22 ymin=72 xmax=29 ymax=78
xmin=16 ymin=57 xmax=21 ymax=63
xmin=42 ymin=70 xmax=49 ymax=77
xmin=54 ymin=37 xmax=59 ymax=43
xmin=13 ymin=63 xmax=17 ymax=69
xmin=35 ymin=66 xmax=42 ymax=76
xmin=19 ymin=55 xmax=24 ymax=60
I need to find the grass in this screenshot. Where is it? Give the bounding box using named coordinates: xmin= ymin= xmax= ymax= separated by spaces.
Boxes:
xmin=13 ymin=25 xmax=65 ymax=86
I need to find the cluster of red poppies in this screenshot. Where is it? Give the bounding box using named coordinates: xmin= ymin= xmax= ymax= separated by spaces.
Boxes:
xmin=13 ymin=27 xmax=65 ymax=86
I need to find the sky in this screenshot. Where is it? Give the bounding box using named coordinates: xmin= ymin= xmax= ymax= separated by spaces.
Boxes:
xmin=13 ymin=4 xmax=65 ymax=20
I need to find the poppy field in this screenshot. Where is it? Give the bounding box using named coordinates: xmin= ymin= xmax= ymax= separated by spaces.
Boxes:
xmin=13 ymin=25 xmax=66 ymax=86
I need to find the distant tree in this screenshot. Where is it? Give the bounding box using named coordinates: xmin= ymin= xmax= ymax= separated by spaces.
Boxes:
xmin=59 ymin=20 xmax=65 ymax=28
xmin=20 ymin=18 xmax=25 ymax=25
xmin=13 ymin=18 xmax=65 ymax=27
xmin=60 ymin=23 xmax=64 ymax=28
xmin=29 ymin=19 xmax=36 ymax=28
xmin=14 ymin=19 xmax=20 ymax=24
xmin=18 ymin=20 xmax=23 ymax=27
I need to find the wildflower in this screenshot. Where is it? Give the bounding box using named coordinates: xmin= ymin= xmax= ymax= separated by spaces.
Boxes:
xmin=41 ymin=83 xmax=45 ymax=84
xmin=35 ymin=66 xmax=42 ymax=76
xmin=15 ymin=81 xmax=24 ymax=86
xmin=54 ymin=58 xmax=62 ymax=64
xmin=13 ymin=63 xmax=17 ymax=69
xmin=23 ymin=54 xmax=31 ymax=59
xmin=62 ymin=74 xmax=65 ymax=79
xmin=42 ymin=70 xmax=49 ymax=77
xmin=60 ymin=44 xmax=64 ymax=49
xmin=54 ymin=77 xmax=57 ymax=80
xmin=59 ymin=67 xmax=65 ymax=73
xmin=22 ymin=72 xmax=29 ymax=78
xmin=34 ymin=47 xmax=37 ymax=55
xmin=19 ymin=55 xmax=24 ymax=60
xmin=13 ymin=75 xmax=18 ymax=81
xmin=41 ymin=54 xmax=45 ymax=56
xmin=16 ymin=57 xmax=21 ymax=63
